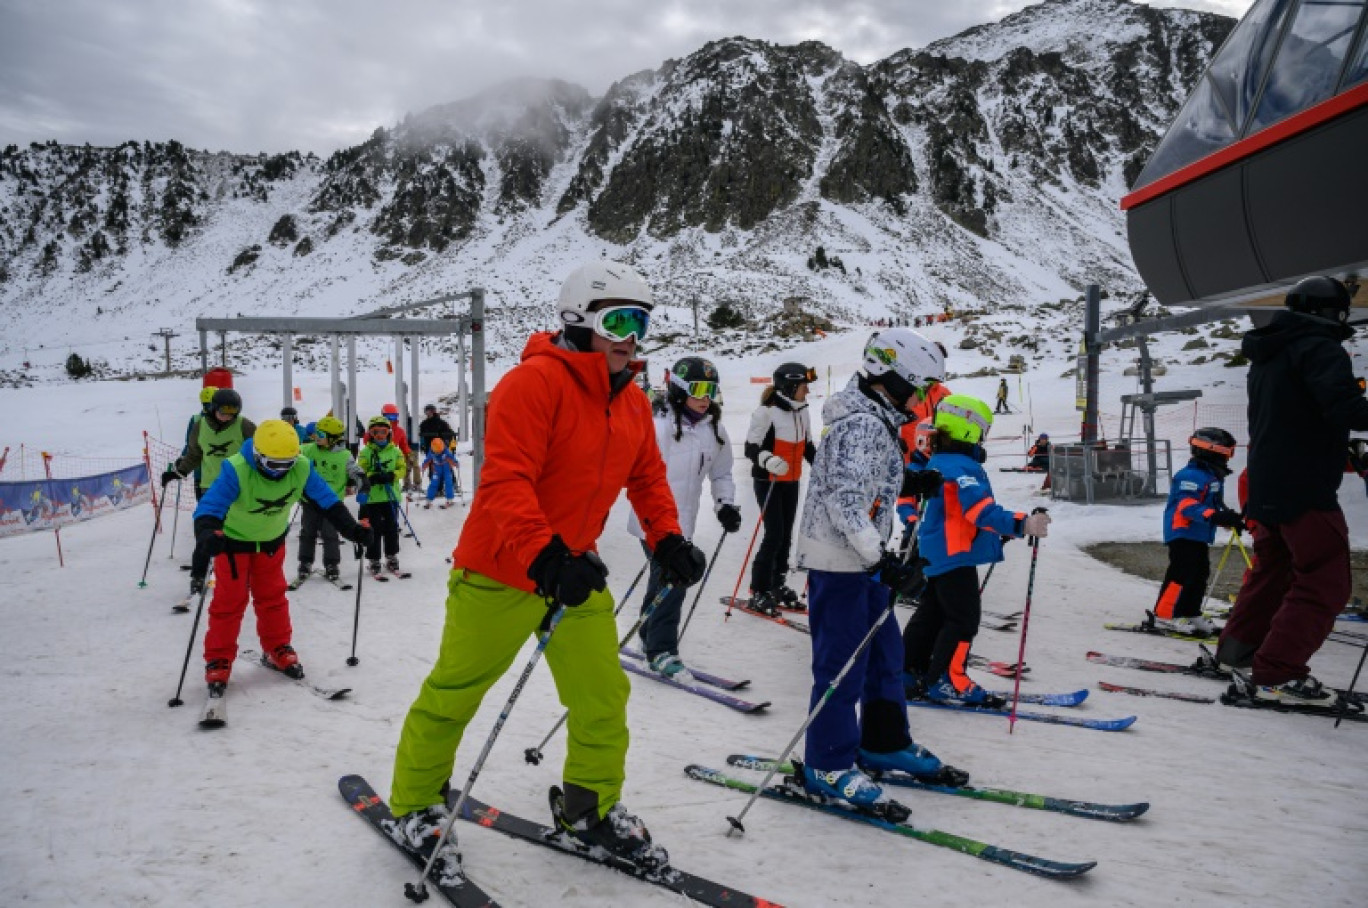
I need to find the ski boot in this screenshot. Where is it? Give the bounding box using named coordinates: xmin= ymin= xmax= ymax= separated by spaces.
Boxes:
xmin=775 ymin=585 xmax=806 ymax=613
xmin=204 ymin=659 xmax=232 ymax=684
xmin=323 ymin=564 xmax=341 ymax=583
xmin=859 ymin=742 xmax=970 ymax=788
xmin=648 ymin=652 xmax=695 ymax=684
xmin=794 ymin=760 xmax=910 ymax=822
xmin=295 ymin=563 xmax=312 ymax=584
xmin=1152 ymin=613 xmax=1217 ymax=637
xmin=1237 ymin=670 xmax=1339 ymax=709
xmin=924 ymin=673 xmax=1007 ymax=709
xmin=550 ymin=786 xmax=670 ymax=872
xmin=189 ymin=576 xmax=206 ymax=598
xmin=748 ymin=591 xmax=781 ymax=618
xmin=368 ymin=560 xmax=383 ymax=577
xmin=262 ymin=644 xmax=305 ymax=680
xmin=383 ymin=804 xmax=465 ymax=887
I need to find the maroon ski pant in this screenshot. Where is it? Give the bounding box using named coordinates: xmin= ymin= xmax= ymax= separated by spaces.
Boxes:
xmin=1219 ymin=508 xmax=1349 ymax=686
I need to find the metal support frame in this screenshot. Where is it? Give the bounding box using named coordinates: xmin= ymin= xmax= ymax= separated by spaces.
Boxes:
xmin=193 ymin=288 xmax=487 ymax=488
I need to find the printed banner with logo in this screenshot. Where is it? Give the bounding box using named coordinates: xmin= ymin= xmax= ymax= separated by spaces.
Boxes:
xmin=0 ymin=463 xmax=151 ymax=538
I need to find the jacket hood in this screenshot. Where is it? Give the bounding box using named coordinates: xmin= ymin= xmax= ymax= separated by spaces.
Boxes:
xmin=521 ymin=331 xmax=618 ymax=397
xmin=1243 ymin=310 xmax=1352 ymax=363
xmin=822 ymin=375 xmax=905 ymax=431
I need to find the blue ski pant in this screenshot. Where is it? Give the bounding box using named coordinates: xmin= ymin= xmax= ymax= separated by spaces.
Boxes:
xmin=804 ymin=570 xmax=910 ymax=773
xmin=426 ymin=465 xmax=454 ymax=501
xmin=637 ymin=540 xmax=688 ymax=659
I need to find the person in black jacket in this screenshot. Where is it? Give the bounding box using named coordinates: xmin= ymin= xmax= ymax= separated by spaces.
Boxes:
xmin=1217 ymin=276 xmax=1368 ymax=707
xmin=417 ymin=403 xmax=456 ymax=453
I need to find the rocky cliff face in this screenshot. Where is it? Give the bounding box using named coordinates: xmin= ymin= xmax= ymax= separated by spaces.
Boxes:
xmin=0 ymin=0 xmax=1233 ymax=368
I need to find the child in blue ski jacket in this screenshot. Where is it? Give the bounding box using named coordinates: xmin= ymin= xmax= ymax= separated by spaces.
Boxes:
xmin=903 ymin=394 xmax=1050 ymax=708
xmin=1150 ymin=428 xmax=1242 ymax=636
xmin=422 ymin=438 xmax=458 ymax=508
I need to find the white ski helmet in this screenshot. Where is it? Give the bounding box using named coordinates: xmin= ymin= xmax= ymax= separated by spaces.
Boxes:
xmin=859 ymin=327 xmax=945 ymax=408
xmin=558 ymin=260 xmax=654 ymax=330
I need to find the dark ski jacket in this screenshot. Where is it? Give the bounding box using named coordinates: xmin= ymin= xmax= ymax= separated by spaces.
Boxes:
xmin=1242 ymin=311 xmax=1368 ymax=524
xmin=418 ymin=415 xmax=455 ymax=452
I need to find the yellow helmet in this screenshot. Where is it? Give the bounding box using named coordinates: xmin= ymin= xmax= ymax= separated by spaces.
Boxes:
xmin=933 ymin=395 xmax=993 ymax=445
xmin=255 ymin=419 xmax=301 ymax=460
xmin=199 ymin=386 xmax=218 ymax=405
xmin=315 ymin=415 xmax=346 ymax=439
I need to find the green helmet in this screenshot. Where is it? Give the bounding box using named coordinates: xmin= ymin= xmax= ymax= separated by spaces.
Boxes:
xmin=933 ymin=394 xmax=993 ymax=445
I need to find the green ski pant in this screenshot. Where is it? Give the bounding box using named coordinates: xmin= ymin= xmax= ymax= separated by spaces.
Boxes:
xmin=390 ymin=569 xmax=630 ymax=818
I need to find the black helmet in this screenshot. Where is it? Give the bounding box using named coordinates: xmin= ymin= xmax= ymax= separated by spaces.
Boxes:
xmin=280 ymin=406 xmax=298 ymax=419
xmin=1285 ymin=276 xmax=1352 ymax=324
xmin=773 ymin=362 xmax=816 ymax=398
xmin=423 ymin=402 xmax=437 ymax=414
xmin=1190 ymin=427 xmax=1236 ymax=466
xmin=667 ymin=356 xmax=721 ymax=406
xmin=210 ymin=388 xmax=242 ymax=418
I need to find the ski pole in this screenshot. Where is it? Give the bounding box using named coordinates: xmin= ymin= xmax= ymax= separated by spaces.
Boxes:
xmin=677 ymin=531 xmax=729 ymax=644
xmin=524 ymin=582 xmax=675 ymax=766
xmin=1335 ymin=639 xmax=1368 ymax=729
xmin=978 ymin=561 xmax=996 ymax=596
xmin=725 ymin=596 xmax=899 ymax=836
xmin=138 ymin=481 xmax=173 ymax=588
xmin=1009 ymin=508 xmax=1047 ymax=734
xmin=347 ymin=541 xmax=366 ymax=666
xmin=408 ymin=602 xmax=567 ymax=903
xmin=167 ymin=562 xmax=215 ymax=707
xmin=612 ymin=556 xmax=652 ymax=619
xmin=725 ymin=480 xmax=776 ymax=619
xmin=1202 ymin=529 xmax=1238 ymax=610
xmin=167 ymin=479 xmax=184 ymax=560
xmin=393 ymin=500 xmax=422 ymax=547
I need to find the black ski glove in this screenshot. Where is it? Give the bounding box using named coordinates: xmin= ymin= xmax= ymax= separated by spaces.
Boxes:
xmin=1211 ymin=509 xmax=1246 ymax=532
xmin=900 ymin=468 xmax=943 ymax=499
xmin=871 ymin=550 xmax=926 ymax=597
xmin=370 ymin=470 xmax=395 ymax=486
xmin=655 ymin=534 xmax=707 ymax=587
xmin=716 ymin=504 xmax=742 ymax=534
xmin=527 ymin=535 xmax=608 ymax=606
xmin=194 ymin=518 xmax=226 ymax=558
xmin=161 ymin=466 xmax=183 ymax=488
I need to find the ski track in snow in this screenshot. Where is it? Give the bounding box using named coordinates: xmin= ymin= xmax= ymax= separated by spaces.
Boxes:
xmin=2 ymin=327 xmax=1367 ymax=907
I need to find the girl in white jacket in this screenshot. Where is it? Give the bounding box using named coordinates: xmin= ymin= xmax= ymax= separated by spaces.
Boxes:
xmin=629 ymin=357 xmax=740 ymax=679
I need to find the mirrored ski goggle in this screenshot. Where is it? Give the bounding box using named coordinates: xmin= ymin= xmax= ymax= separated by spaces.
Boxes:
xmin=256 ymin=452 xmax=298 ymax=477
xmin=592 ymin=305 xmax=651 ymax=342
xmin=368 ymin=425 xmax=391 ymax=437
xmin=777 ymin=366 xmax=818 ymax=385
xmin=215 ymin=405 xmax=241 ymax=418
xmin=669 ymin=373 xmax=720 ymax=400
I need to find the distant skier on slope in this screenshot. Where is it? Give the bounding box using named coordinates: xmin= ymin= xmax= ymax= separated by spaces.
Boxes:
xmin=421 ymin=437 xmax=458 ymax=509
xmin=628 ymin=355 xmax=739 ymax=681
xmin=792 ymin=327 xmax=961 ymax=811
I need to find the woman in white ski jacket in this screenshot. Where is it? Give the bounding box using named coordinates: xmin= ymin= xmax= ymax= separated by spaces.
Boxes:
xmin=629 ymin=357 xmax=740 ymax=679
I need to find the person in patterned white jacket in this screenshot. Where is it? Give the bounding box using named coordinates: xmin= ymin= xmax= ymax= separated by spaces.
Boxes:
xmin=791 ymin=327 xmax=964 ymax=812
xmin=628 ymin=356 xmax=740 ymax=681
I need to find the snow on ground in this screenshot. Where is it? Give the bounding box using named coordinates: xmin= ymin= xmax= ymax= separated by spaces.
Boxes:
xmin=2 ymin=327 xmax=1367 ymax=907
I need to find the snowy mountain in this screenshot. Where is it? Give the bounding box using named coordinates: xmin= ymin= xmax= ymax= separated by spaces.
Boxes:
xmin=0 ymin=0 xmax=1233 ymax=378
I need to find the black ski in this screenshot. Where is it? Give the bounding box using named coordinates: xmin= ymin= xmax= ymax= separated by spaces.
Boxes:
xmin=199 ymin=682 xmax=227 ymax=729
xmin=239 ymin=648 xmax=351 ymax=700
xmin=172 ymin=597 xmax=191 ymax=614
xmin=322 ymin=572 xmax=354 ymax=591
xmin=1098 ymin=681 xmax=1215 ymax=704
xmin=447 ymin=788 xmax=779 ymax=906
xmin=685 ymin=765 xmax=1096 ymax=879
xmin=339 ymin=775 xmax=498 ymax=907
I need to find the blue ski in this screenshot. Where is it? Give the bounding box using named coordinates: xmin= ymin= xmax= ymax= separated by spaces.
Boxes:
xmin=905 ymin=698 xmax=1137 ymax=731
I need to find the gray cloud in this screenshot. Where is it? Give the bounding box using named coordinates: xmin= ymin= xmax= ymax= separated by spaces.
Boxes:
xmin=0 ymin=0 xmax=1255 ymax=156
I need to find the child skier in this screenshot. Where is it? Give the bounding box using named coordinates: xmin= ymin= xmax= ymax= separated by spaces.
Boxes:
xmin=358 ymin=415 xmax=406 ymax=577
xmin=628 ymin=355 xmax=740 ymax=681
xmin=381 ymin=403 xmax=420 ymax=493
xmin=385 ymin=260 xmax=706 ymax=879
xmin=423 ymin=438 xmax=458 ymax=508
xmin=296 ymin=416 xmax=365 ymax=584
xmin=903 ymin=395 xmax=1051 ymax=707
xmin=744 ymin=362 xmax=816 ymax=615
xmin=1150 ymin=428 xmax=1244 ymax=636
xmin=194 ymin=419 xmax=369 ymax=685
xmin=793 ymin=328 xmax=960 ymax=811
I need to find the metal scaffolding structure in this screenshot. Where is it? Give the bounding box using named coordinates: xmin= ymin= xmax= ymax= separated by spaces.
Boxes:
xmin=193 ymin=288 xmax=489 ymax=487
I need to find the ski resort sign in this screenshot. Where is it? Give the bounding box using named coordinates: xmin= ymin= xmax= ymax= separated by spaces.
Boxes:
xmin=0 ymin=464 xmax=151 ymax=538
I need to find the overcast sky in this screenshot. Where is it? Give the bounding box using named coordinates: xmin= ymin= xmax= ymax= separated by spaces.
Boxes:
xmin=0 ymin=0 xmax=1255 ymax=157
